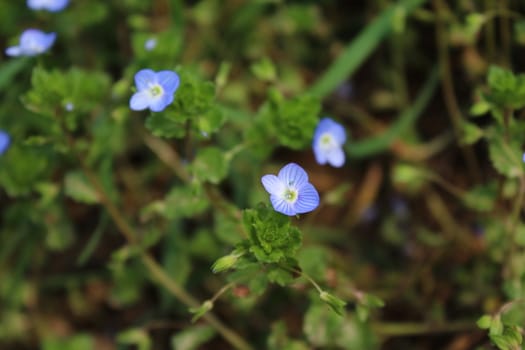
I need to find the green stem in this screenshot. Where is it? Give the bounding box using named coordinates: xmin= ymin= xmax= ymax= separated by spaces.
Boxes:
xmin=308 ymin=0 xmax=428 ymax=97
xmin=373 ymin=320 xmax=477 ymax=337
xmin=69 ymin=136 xmax=253 ymax=350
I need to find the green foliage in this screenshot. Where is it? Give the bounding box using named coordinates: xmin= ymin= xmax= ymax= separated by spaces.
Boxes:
xmin=23 ymin=67 xmax=110 ymax=124
xmin=269 ymin=93 xmax=320 ymax=150
xmin=171 ymin=325 xmax=216 ymax=350
xmin=192 ymin=147 xmax=229 ymax=184
xmin=486 ymin=66 xmax=525 ymax=110
xmin=243 ymin=204 xmax=302 ymax=264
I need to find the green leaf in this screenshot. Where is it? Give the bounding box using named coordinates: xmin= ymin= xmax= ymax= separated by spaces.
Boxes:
xmin=488 ymin=137 xmax=523 ymax=178
xmin=192 ymin=147 xmax=229 ymax=184
xmin=460 ymin=121 xmax=484 ymax=145
xmin=171 ymin=325 xmax=216 ymax=350
xmin=251 ymin=57 xmax=277 ymax=81
xmin=64 ymin=171 xmax=99 ymax=204
xmin=477 ymin=315 xmax=492 ymax=329
xmin=271 ymin=93 xmax=320 ymax=149
xmin=172 ymin=69 xmax=216 ymax=117
xmin=267 ymin=265 xmax=294 ymax=286
xmin=23 ymin=66 xmax=110 ymax=121
xmin=144 ymin=112 xmax=186 ymax=139
xmin=490 ymin=316 xmax=504 ymax=336
xmin=462 ymin=182 xmax=497 ymax=212
xmin=117 ymin=328 xmax=151 ymax=350
xmin=163 ymin=183 xmax=209 ymax=219
xmin=392 ymin=163 xmax=428 ymax=193
xmin=243 ymin=204 xmax=302 ymax=264
xmin=486 ymin=65 xmax=525 ymax=110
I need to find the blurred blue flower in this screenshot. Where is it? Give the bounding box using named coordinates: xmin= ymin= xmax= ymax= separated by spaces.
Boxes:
xmin=144 ymin=38 xmax=157 ymax=51
xmin=261 ymin=163 xmax=320 ymax=216
xmin=5 ymin=29 xmax=56 ymax=57
xmin=312 ymin=117 xmax=346 ymax=167
xmin=129 ymin=69 xmax=180 ymax=112
xmin=0 ymin=131 xmax=11 ymax=155
xmin=27 ymin=0 xmax=69 ymax=12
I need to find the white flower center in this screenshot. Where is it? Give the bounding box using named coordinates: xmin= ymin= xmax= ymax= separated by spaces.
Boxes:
xmin=148 ymin=83 xmax=164 ymax=98
xmin=283 ymin=188 xmax=298 ymax=203
xmin=319 ymin=132 xmax=336 ymax=151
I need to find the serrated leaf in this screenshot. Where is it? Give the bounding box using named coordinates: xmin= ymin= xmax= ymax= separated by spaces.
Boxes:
xmin=64 ymin=171 xmax=99 ymax=204
xmin=488 ymin=138 xmax=523 ymax=178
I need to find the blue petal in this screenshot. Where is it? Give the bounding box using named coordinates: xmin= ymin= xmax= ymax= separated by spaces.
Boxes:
xmin=129 ymin=91 xmax=151 ymax=111
xmin=27 ymin=0 xmax=69 ymax=11
xmin=314 ymin=118 xmax=346 ymax=144
xmin=134 ymin=69 xmax=156 ymax=91
xmin=261 ymin=174 xmax=285 ymax=196
xmin=313 ymin=143 xmax=328 ymax=165
xmin=327 ymin=147 xmax=345 ymax=167
xmin=295 ymin=183 xmax=320 ymax=214
xmin=270 ymin=195 xmax=296 ymax=216
xmin=149 ymin=93 xmax=173 ymax=112
xmin=5 ymin=46 xmax=22 ymax=57
xmin=157 ymin=71 xmax=180 ymax=94
xmin=278 ymin=163 xmax=308 ymax=188
xmin=0 ymin=131 xmax=11 ymax=155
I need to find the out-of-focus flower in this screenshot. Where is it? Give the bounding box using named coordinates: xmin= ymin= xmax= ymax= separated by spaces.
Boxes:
xmin=312 ymin=117 xmax=346 ymax=167
xmin=5 ymin=29 xmax=56 ymax=57
xmin=27 ymin=0 xmax=69 ymax=12
xmin=129 ymin=69 xmax=180 ymax=112
xmin=144 ymin=38 xmax=157 ymax=51
xmin=0 ymin=131 xmax=11 ymax=155
xmin=261 ymin=163 xmax=320 ymax=216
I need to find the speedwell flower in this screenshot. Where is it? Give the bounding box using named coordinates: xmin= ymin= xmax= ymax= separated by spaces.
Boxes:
xmin=129 ymin=69 xmax=180 ymax=112
xmin=5 ymin=29 xmax=56 ymax=57
xmin=261 ymin=163 xmax=320 ymax=216
xmin=27 ymin=0 xmax=69 ymax=12
xmin=312 ymin=117 xmax=346 ymax=167
xmin=0 ymin=131 xmax=11 ymax=155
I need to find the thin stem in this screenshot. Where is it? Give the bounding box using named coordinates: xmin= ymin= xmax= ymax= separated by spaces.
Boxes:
xmin=69 ymin=137 xmax=253 ymax=350
xmin=373 ymin=320 xmax=477 ymax=336
xmin=433 ymin=0 xmax=481 ymax=183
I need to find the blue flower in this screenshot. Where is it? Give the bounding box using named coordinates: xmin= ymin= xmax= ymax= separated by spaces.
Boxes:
xmin=0 ymin=131 xmax=11 ymax=155
xmin=261 ymin=163 xmax=320 ymax=216
xmin=27 ymin=0 xmax=69 ymax=12
xmin=5 ymin=29 xmax=56 ymax=57
xmin=312 ymin=117 xmax=346 ymax=167
xmin=129 ymin=69 xmax=180 ymax=112
xmin=144 ymin=38 xmax=157 ymax=51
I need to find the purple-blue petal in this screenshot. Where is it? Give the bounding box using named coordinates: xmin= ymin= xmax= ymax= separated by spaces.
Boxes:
xmin=314 ymin=118 xmax=346 ymax=144
xmin=326 ymin=147 xmax=345 ymax=168
xmin=27 ymin=0 xmax=69 ymax=11
xmin=134 ymin=69 xmax=157 ymax=91
xmin=278 ymin=163 xmax=308 ymax=188
xmin=261 ymin=174 xmax=285 ymax=196
xmin=0 ymin=131 xmax=11 ymax=155
xmin=149 ymin=93 xmax=173 ymax=112
xmin=5 ymin=46 xmax=22 ymax=57
xmin=157 ymin=71 xmax=180 ymax=94
xmin=295 ymin=183 xmax=320 ymax=214
xmin=129 ymin=91 xmax=150 ymax=111
xmin=270 ymin=195 xmax=296 ymax=216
